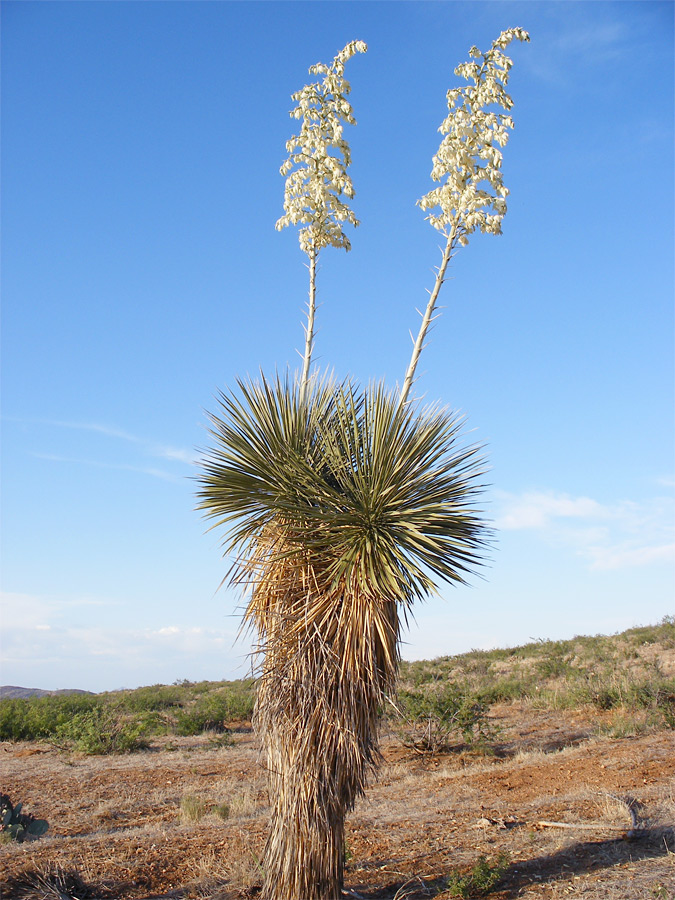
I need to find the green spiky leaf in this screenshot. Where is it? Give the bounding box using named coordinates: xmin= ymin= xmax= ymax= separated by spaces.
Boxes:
xmin=197 ymin=373 xmax=488 ymax=608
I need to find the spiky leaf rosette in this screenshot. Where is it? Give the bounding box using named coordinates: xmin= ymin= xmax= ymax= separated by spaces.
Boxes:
xmin=197 ymin=374 xmax=488 ymax=608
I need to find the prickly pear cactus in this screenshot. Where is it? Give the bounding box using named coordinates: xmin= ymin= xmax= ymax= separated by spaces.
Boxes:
xmin=0 ymin=794 xmax=49 ymax=842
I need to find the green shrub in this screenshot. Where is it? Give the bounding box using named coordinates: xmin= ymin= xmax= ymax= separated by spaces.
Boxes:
xmin=392 ymin=684 xmax=494 ymax=752
xmin=118 ymin=684 xmax=183 ymax=713
xmin=0 ymin=694 xmax=101 ymax=742
xmin=476 ymin=676 xmax=537 ymax=705
xmin=625 ymin=617 xmax=675 ymax=647
xmin=444 ymin=853 xmax=510 ymax=897
xmin=569 ymin=672 xmax=675 ymax=724
xmin=656 ymin=685 xmax=675 ymax=728
xmin=0 ymin=699 xmax=32 ymax=742
xmin=174 ymin=685 xmax=255 ymax=735
xmin=55 ymin=707 xmax=148 ymax=754
xmin=535 ymin=653 xmax=573 ymax=679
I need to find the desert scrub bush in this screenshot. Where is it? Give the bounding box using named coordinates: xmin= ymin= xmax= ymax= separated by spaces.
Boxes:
xmin=571 ymin=671 xmax=675 ymax=714
xmin=476 ymin=674 xmax=539 ymax=704
xmin=443 ymin=852 xmax=510 ymax=897
xmin=400 ymin=657 xmax=540 ymax=705
xmin=0 ymin=678 xmax=258 ymax=745
xmin=595 ymin=712 xmax=651 ymax=738
xmin=55 ymin=707 xmax=149 ymax=754
xmin=174 ymin=685 xmax=255 ymax=735
xmin=656 ymin=684 xmax=675 ymax=728
xmin=117 ymin=683 xmax=183 ymax=713
xmin=0 ymin=693 xmax=101 ymax=742
xmin=0 ymin=699 xmax=38 ymax=742
xmin=212 ymin=802 xmax=231 ymax=821
xmin=625 ymin=616 xmax=675 ymax=648
xmin=398 ymin=623 xmax=675 ymax=720
xmin=392 ymin=684 xmax=494 ymax=752
xmin=214 ymin=680 xmax=257 ymax=719
xmin=405 ymin=661 xmax=447 ymax=686
xmin=534 ymin=649 xmax=574 ymax=679
xmin=179 ymin=678 xmax=219 ymax=694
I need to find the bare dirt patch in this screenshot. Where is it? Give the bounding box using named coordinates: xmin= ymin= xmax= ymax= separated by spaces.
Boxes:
xmin=1 ymin=706 xmax=673 ymax=899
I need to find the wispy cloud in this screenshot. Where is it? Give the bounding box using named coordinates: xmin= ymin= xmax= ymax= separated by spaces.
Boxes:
xmin=0 ymin=592 xmax=109 ymax=630
xmin=152 ymin=445 xmax=194 ymax=464
xmin=59 ymin=624 xmax=231 ymax=659
xmin=32 ymin=453 xmax=183 ymax=483
xmin=494 ymin=490 xmax=675 ymax=572
xmin=553 ymin=21 xmax=626 ymax=58
xmin=53 ymin=421 xmax=144 ymax=443
xmin=7 ymin=416 xmax=195 ymax=476
xmin=525 ymin=13 xmax=633 ymax=87
xmin=49 ymin=419 xmax=194 ymax=464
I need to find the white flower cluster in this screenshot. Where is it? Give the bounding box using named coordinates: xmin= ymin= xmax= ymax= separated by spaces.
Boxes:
xmin=418 ymin=27 xmax=529 ymax=244
xmin=276 ymin=40 xmax=367 ymax=256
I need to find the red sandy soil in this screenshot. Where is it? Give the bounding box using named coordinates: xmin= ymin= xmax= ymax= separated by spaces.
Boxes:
xmin=1 ymin=704 xmax=673 ymax=899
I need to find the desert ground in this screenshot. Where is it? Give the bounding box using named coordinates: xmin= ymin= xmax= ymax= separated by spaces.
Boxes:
xmin=2 ymin=624 xmax=674 ymax=900
xmin=1 ymin=701 xmax=673 ymax=900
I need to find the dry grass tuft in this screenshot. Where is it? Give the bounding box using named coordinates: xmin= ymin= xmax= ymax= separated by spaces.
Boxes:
xmin=0 ymin=864 xmax=107 ymax=899
xmin=180 ymin=793 xmax=212 ymax=823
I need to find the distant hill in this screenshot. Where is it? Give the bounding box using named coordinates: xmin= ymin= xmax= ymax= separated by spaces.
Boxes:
xmin=0 ymin=686 xmax=94 ymax=699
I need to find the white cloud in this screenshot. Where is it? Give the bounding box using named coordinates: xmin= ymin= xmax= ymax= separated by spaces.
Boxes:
xmin=495 ymin=491 xmax=607 ymax=531
xmin=64 ymin=422 xmax=143 ymax=443
xmin=68 ymin=421 xmax=193 ymax=467
xmin=587 ymin=542 xmax=675 ymax=572
xmin=494 ymin=490 xmax=675 ymax=573
xmin=0 ymin=595 xmax=246 ymax=691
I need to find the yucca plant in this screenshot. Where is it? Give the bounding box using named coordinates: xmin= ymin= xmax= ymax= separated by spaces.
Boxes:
xmin=198 ymin=377 xmax=486 ymax=897
xmin=198 ymin=30 xmax=528 ymax=900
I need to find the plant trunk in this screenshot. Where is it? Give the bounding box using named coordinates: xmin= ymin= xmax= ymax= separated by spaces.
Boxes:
xmin=258 ymin=659 xmax=355 ymax=900
xmin=249 ymin=553 xmax=399 ymax=900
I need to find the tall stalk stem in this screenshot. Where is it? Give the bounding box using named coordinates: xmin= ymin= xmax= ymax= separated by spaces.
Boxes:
xmin=399 ymin=222 xmax=458 ymax=407
xmin=300 ymin=248 xmax=318 ymax=403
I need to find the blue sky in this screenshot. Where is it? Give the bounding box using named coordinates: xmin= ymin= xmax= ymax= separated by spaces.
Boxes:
xmin=2 ymin=1 xmax=673 ymax=692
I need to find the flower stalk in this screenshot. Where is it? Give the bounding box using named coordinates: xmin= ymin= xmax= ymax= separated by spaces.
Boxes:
xmin=400 ymin=27 xmax=529 ymax=406
xmin=399 ymin=222 xmax=458 ymax=407
xmin=276 ymin=40 xmax=367 ymax=399
xmin=299 ymin=249 xmax=317 ymax=404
